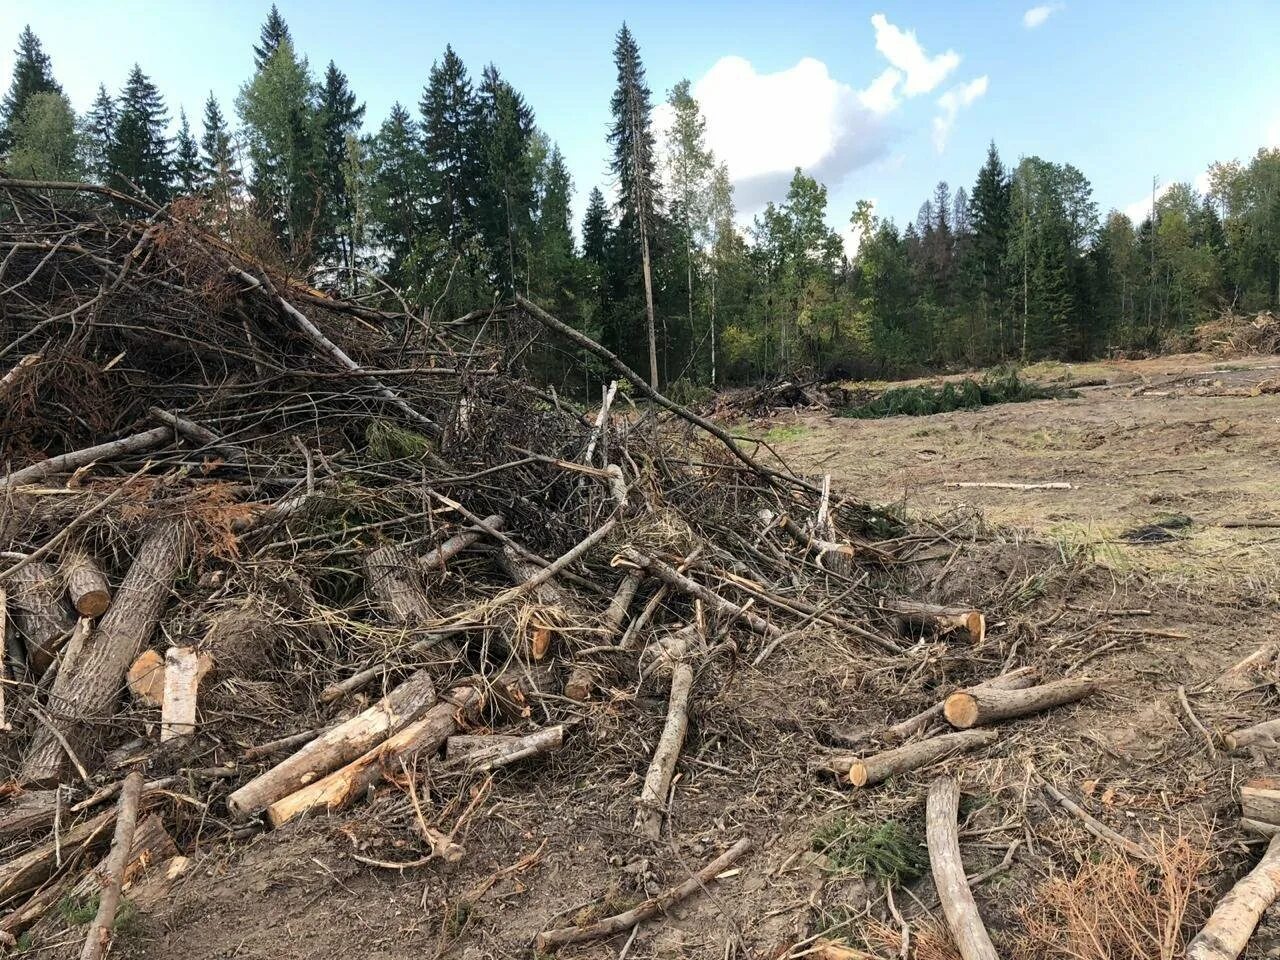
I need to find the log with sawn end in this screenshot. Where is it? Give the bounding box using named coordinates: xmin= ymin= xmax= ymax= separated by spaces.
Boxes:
xmin=883 ymin=599 xmax=986 ymax=644
xmin=829 ymin=729 xmax=998 ymax=788
xmin=943 ymin=676 xmax=1101 ymax=729
xmin=1188 ymin=833 xmax=1280 ymax=960
xmin=1225 ymin=718 xmax=1280 ymax=753
xmin=883 ymin=666 xmax=1038 ymax=742
xmin=61 ymin=550 xmax=111 ymax=617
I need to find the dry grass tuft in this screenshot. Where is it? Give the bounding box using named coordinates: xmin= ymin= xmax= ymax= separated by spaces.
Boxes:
xmin=1015 ymin=829 xmax=1213 ymax=960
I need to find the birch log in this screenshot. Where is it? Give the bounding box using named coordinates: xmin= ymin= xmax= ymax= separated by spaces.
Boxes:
xmin=944 ymin=677 xmax=1100 ymax=729
xmin=227 ymin=668 xmax=437 ymax=819
xmin=926 ymin=776 xmax=999 ymax=960
xmin=22 ymin=520 xmax=189 ymax=784
xmin=1187 ymin=834 xmax=1280 ymax=960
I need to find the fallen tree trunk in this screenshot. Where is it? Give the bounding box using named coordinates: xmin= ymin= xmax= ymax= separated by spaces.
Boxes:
xmin=79 ymin=770 xmax=144 ymax=960
xmin=147 ymin=406 xmax=243 ymax=462
xmin=884 ymin=667 xmax=1038 ymax=742
xmin=416 ymin=515 xmax=504 ymax=573
xmin=7 ymin=561 xmax=74 ymax=675
xmin=944 ymin=677 xmax=1100 ymax=729
xmin=62 ymin=550 xmax=111 ymax=618
xmin=926 ymin=776 xmax=999 ymax=960
xmin=0 ymin=808 xmax=116 ymax=902
xmin=831 ymin=729 xmax=998 ymax=788
xmin=635 ymin=625 xmax=695 ymax=840
xmin=266 ymin=683 xmax=484 ymax=827
xmin=1 ymin=425 xmax=172 ymax=489
xmin=227 ymin=669 xmax=437 ymax=819
xmin=534 ymin=836 xmax=753 ymax=952
xmin=22 ymin=520 xmax=189 ymax=784
xmin=1225 ymin=718 xmax=1280 ymax=753
xmin=1187 ymin=834 xmax=1280 ymax=960
xmin=883 ymin=599 xmax=985 ymax=644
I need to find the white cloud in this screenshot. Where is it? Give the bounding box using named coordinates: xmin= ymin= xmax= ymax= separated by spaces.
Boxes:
xmin=932 ymin=76 xmax=989 ymax=152
xmin=870 ymin=13 xmax=960 ymax=96
xmin=669 ymin=55 xmax=891 ymax=212
xmin=1023 ymin=5 xmax=1061 ymax=29
xmin=859 ymin=67 xmax=903 ymax=115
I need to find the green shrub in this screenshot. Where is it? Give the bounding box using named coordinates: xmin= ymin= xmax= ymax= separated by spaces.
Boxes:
xmin=839 ymin=369 xmax=1073 ymax=420
xmin=811 ymin=818 xmax=927 ymax=884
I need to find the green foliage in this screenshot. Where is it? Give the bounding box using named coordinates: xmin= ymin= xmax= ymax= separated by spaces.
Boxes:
xmin=6 ymin=90 xmax=81 ymax=180
xmin=57 ymin=893 xmax=99 ymax=926
xmin=811 ymin=818 xmax=927 ymax=885
xmin=840 ymin=369 xmax=1071 ymax=419
xmin=365 ymin=420 xmax=433 ymax=461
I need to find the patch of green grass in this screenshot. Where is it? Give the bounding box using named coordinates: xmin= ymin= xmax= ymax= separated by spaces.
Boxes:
xmin=57 ymin=893 xmax=99 ymax=926
xmin=812 ymin=818 xmax=926 ymax=885
xmin=839 ymin=369 xmax=1074 ymax=420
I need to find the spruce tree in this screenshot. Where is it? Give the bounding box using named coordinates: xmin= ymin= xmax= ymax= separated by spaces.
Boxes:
xmin=317 ymin=61 xmax=366 ymax=278
xmin=970 ymin=141 xmax=1012 ymax=355
xmin=665 ymin=79 xmax=714 ymax=381
xmin=607 ymin=23 xmax=662 ymax=386
xmin=200 ymin=93 xmax=237 ymax=184
xmin=477 ymin=64 xmax=536 ymax=294
xmin=253 ymin=5 xmax=293 ymax=72
xmin=419 ymin=45 xmax=484 ymax=247
xmin=582 ymin=186 xmax=613 ymax=330
xmin=531 ymin=141 xmax=575 ymax=310
xmin=84 ymin=84 xmax=117 ymax=182
xmin=368 ymin=102 xmax=424 ymax=283
xmin=2 ymin=26 xmax=62 ymax=151
xmin=173 ymin=109 xmax=202 ymax=194
xmin=109 ymin=65 xmax=172 ymax=201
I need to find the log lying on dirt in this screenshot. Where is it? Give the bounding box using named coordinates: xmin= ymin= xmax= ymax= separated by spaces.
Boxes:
xmin=227 ymin=669 xmax=438 ymax=819
xmin=266 ymin=683 xmax=484 ymax=827
xmin=534 ymin=836 xmax=753 ymax=952
xmin=635 ymin=625 xmax=696 ymax=840
xmin=926 ymin=776 xmax=999 ymax=960
xmin=1 ymin=425 xmax=172 ymax=489
xmin=945 ymin=481 xmax=1073 ymax=491
xmin=61 ymin=550 xmax=111 ymax=618
xmin=622 ymin=549 xmax=781 ymax=640
xmin=943 ymin=677 xmax=1100 ymax=729
xmin=22 ymin=520 xmax=189 ymax=784
xmin=7 ymin=561 xmax=75 ymax=675
xmin=1187 ymin=834 xmax=1280 ymax=960
xmin=0 ymin=808 xmax=117 ymax=902
xmin=1240 ymin=779 xmax=1280 ymax=835
xmin=1225 ymin=718 xmax=1280 ymax=753
xmin=445 ymin=725 xmax=564 ymax=769
xmin=830 ymin=729 xmax=998 ymax=788
xmin=884 ymin=667 xmax=1038 ymax=742
xmin=883 ymin=599 xmax=985 ymax=644
xmin=79 ymin=771 xmax=144 ymax=960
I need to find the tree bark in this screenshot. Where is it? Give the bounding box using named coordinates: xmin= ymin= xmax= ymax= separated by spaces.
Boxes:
xmin=415 ymin=515 xmax=504 ymax=573
xmin=159 ymin=647 xmax=202 ymax=741
xmin=79 ymin=771 xmax=144 ymax=960
xmin=1225 ymin=718 xmax=1280 ymax=752
xmin=884 ymin=667 xmax=1038 ymax=742
xmin=2 ymin=425 xmax=172 ymax=489
xmin=445 ymin=725 xmax=563 ymax=769
xmin=266 ymin=684 xmax=484 ymax=827
xmin=926 ymin=776 xmax=999 ymax=960
xmin=832 ymin=730 xmax=998 ymax=788
xmin=565 ymin=571 xmax=642 ymax=701
xmin=22 ymin=520 xmax=189 ymax=784
xmin=635 ymin=625 xmax=695 ymax=840
xmin=7 ymin=561 xmax=74 ymax=675
xmin=0 ymin=808 xmax=116 ymax=902
xmin=944 ymin=677 xmax=1100 ymax=729
xmin=622 ymin=549 xmax=781 ymax=640
xmin=227 ymin=669 xmax=437 ymax=819
xmin=884 ymin=599 xmax=986 ymax=644
xmin=62 ymin=550 xmax=111 ymax=618
xmin=1187 ymin=834 xmax=1280 ymax=960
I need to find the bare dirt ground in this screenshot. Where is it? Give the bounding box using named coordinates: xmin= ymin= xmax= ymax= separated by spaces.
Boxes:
xmin=112 ymin=353 xmax=1280 ymax=960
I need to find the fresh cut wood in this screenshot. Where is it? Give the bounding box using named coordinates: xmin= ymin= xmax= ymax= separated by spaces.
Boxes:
xmin=22 ymin=520 xmax=189 ymax=784
xmin=227 ymin=668 xmax=438 ymax=819
xmin=925 ymin=776 xmax=999 ymax=960
xmin=834 ymin=729 xmax=998 ymax=788
xmin=266 ymin=683 xmax=483 ymax=827
xmin=62 ymin=549 xmax=111 ymax=617
xmin=943 ymin=676 xmax=1100 ymax=729
xmin=884 ymin=599 xmax=986 ymax=644
xmin=1187 ymin=833 xmax=1280 ymax=960
xmin=159 ymin=647 xmax=202 ymax=741
xmin=884 ymin=666 xmax=1038 ymax=742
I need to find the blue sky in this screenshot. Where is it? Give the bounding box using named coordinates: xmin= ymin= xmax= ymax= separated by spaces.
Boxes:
xmin=5 ymin=1 xmax=1279 ymax=249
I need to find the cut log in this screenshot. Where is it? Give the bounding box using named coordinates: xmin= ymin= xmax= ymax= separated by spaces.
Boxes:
xmin=79 ymin=770 xmax=144 ymax=960
xmin=62 ymin=550 xmax=111 ymax=618
xmin=227 ymin=668 xmax=438 ymax=819
xmin=622 ymin=549 xmax=781 ymax=640
xmin=833 ymin=729 xmax=998 ymax=788
xmin=266 ymin=683 xmax=484 ymax=827
xmin=925 ymin=776 xmax=999 ymax=960
xmin=1 ymin=424 xmax=172 ymax=489
xmin=884 ymin=599 xmax=985 ymax=644
xmin=635 ymin=625 xmax=696 ymax=840
xmin=0 ymin=808 xmax=116 ymax=902
xmin=126 ymin=649 xmax=166 ymax=706
xmin=774 ymin=513 xmax=859 ymax=574
xmin=68 ymin=812 xmax=176 ymax=904
xmin=7 ymin=561 xmax=74 ymax=675
xmin=1241 ymin=779 xmax=1280 ymax=833
xmin=1187 ymin=834 xmax=1280 ymax=960
xmin=884 ymin=667 xmax=1038 ymax=742
xmin=534 ymin=836 xmax=752 ymax=952
xmin=445 ymin=725 xmax=564 ymax=769
xmin=945 ymin=481 xmax=1072 ymax=491
xmin=943 ymin=677 xmax=1100 ymax=729
xmin=159 ymin=647 xmax=201 ymax=741
xmin=22 ymin=520 xmax=189 ymax=785
xmin=415 ymin=515 xmax=505 ymax=573
xmin=564 ymin=571 xmax=642 ymax=700
xmin=1225 ymin=719 xmax=1280 ymax=753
